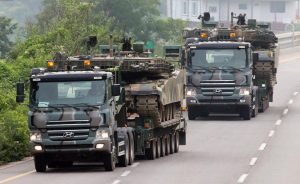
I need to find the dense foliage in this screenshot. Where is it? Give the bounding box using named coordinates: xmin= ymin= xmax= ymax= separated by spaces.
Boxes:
xmin=0 ymin=0 xmax=186 ymax=164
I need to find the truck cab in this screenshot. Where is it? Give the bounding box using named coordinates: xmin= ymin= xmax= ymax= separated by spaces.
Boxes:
xmin=16 ymin=65 xmax=135 ymax=172
xmin=185 ymin=42 xmax=256 ymax=120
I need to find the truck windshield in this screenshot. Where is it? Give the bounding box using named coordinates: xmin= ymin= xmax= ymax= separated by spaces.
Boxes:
xmin=31 ymin=80 xmax=105 ymax=107
xmin=190 ymin=49 xmax=247 ymax=69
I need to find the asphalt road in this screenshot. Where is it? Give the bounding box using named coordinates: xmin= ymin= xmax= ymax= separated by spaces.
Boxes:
xmin=1 ymin=46 xmax=300 ymax=184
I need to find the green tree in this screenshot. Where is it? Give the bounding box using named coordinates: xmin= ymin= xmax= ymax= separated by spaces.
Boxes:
xmin=0 ymin=16 xmax=17 ymax=58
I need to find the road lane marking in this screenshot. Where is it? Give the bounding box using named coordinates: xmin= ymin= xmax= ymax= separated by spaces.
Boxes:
xmin=275 ymin=119 xmax=282 ymax=126
xmin=249 ymin=157 xmax=258 ymax=166
xmin=121 ymin=170 xmax=131 ymax=177
xmin=294 ymin=92 xmax=299 ymax=96
xmin=112 ymin=180 xmax=121 ymax=184
xmin=283 ymin=108 xmax=289 ymax=115
xmin=268 ymin=130 xmax=275 ymax=137
xmin=0 ymin=170 xmax=35 ymax=184
xmin=237 ymin=174 xmax=248 ymax=183
xmin=131 ymin=162 xmax=140 ymax=168
xmin=289 ymin=99 xmax=294 ymax=105
xmin=258 ymin=143 xmax=267 ymax=151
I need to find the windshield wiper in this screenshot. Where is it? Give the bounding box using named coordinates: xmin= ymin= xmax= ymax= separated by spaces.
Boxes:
xmin=209 ymin=67 xmax=228 ymax=72
xmin=224 ymin=66 xmax=244 ymax=72
xmin=73 ymin=103 xmax=101 ymax=109
xmin=186 ymin=65 xmax=213 ymax=72
xmin=54 ymin=104 xmax=81 ymax=110
xmin=28 ymin=104 xmax=61 ymax=112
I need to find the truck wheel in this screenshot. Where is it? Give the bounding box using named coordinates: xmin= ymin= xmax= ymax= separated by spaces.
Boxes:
xmin=170 ymin=134 xmax=175 ymax=154
xmin=156 ymin=138 xmax=161 ymax=158
xmin=145 ymin=140 xmax=156 ymax=160
xmin=160 ymin=137 xmax=166 ymax=157
xmin=241 ymin=106 xmax=251 ymax=120
xmin=128 ymin=131 xmax=135 ymax=165
xmin=188 ymin=110 xmax=197 ymax=120
xmin=174 ymin=131 xmax=180 ymax=153
xmin=165 ymin=135 xmax=170 ymax=155
xmin=252 ymin=100 xmax=258 ymax=118
xmin=119 ymin=134 xmax=129 ymax=167
xmin=34 ymin=155 xmax=47 ymax=172
xmin=104 ymin=152 xmax=116 ymax=171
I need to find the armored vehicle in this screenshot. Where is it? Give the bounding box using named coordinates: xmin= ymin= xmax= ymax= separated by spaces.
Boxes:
xmin=16 ymin=38 xmax=186 ymax=172
xmin=183 ymin=12 xmax=279 ymax=120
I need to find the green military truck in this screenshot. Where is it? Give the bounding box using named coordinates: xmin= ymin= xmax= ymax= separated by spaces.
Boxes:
xmin=16 ymin=40 xmax=186 ymax=172
xmin=183 ymin=12 xmax=279 ymax=120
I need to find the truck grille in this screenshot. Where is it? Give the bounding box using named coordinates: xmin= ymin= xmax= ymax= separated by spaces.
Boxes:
xmin=47 ymin=120 xmax=90 ymax=141
xmin=200 ymin=80 xmax=236 ymax=96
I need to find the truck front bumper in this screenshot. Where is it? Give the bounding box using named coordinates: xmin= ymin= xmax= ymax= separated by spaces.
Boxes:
xmin=186 ymin=95 xmax=251 ymax=114
xmin=30 ymin=139 xmax=112 ymax=161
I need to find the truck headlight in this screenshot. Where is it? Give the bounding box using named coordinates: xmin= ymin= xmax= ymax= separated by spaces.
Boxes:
xmin=30 ymin=132 xmax=42 ymax=141
xmin=96 ymin=129 xmax=109 ymax=139
xmin=239 ymin=88 xmax=250 ymax=96
xmin=186 ymin=88 xmax=196 ymax=97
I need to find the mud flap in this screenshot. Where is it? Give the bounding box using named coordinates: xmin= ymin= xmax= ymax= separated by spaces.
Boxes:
xmin=179 ymin=131 xmax=186 ymax=145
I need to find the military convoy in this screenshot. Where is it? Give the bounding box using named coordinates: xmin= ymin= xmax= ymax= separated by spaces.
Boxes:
xmin=16 ymin=37 xmax=186 ymax=172
xmin=183 ymin=12 xmax=279 ymax=120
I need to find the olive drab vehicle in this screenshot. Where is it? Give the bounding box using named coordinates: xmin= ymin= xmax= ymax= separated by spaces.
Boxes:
xmin=16 ymin=36 xmax=186 ymax=172
xmin=183 ymin=12 xmax=279 ymax=120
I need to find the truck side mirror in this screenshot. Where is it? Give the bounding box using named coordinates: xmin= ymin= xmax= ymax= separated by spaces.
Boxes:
xmin=252 ymin=53 xmax=259 ymax=63
xmin=16 ymin=82 xmax=25 ymax=103
xmin=112 ymin=84 xmax=121 ymax=97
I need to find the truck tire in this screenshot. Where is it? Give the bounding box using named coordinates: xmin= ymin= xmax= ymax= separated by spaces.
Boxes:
xmin=119 ymin=134 xmax=129 ymax=167
xmin=156 ymin=138 xmax=161 ymax=158
xmin=128 ymin=131 xmax=135 ymax=165
xmin=170 ymin=134 xmax=175 ymax=154
xmin=160 ymin=137 xmax=166 ymax=157
xmin=104 ymin=152 xmax=116 ymax=171
xmin=241 ymin=106 xmax=251 ymax=120
xmin=34 ymin=155 xmax=47 ymax=172
xmin=252 ymin=99 xmax=258 ymax=118
xmin=188 ymin=110 xmax=197 ymax=120
xmin=165 ymin=135 xmax=170 ymax=155
xmin=145 ymin=140 xmax=156 ymax=160
xmin=174 ymin=131 xmax=180 ymax=153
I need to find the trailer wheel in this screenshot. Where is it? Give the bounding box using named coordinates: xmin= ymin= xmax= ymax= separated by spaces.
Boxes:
xmin=165 ymin=135 xmax=170 ymax=155
xmin=170 ymin=134 xmax=175 ymax=154
xmin=174 ymin=131 xmax=180 ymax=153
xmin=156 ymin=138 xmax=161 ymax=158
xmin=128 ymin=131 xmax=135 ymax=165
xmin=145 ymin=140 xmax=156 ymax=160
xmin=160 ymin=137 xmax=166 ymax=157
xmin=119 ymin=134 xmax=129 ymax=167
xmin=34 ymin=155 xmax=47 ymax=172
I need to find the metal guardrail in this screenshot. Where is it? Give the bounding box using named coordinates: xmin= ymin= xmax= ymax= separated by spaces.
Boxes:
xmin=277 ymin=31 xmax=300 ymax=48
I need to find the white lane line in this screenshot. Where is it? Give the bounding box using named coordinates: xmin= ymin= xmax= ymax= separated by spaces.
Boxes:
xmin=294 ymin=92 xmax=299 ymax=96
xmin=121 ymin=170 xmax=131 ymax=177
xmin=0 ymin=170 xmax=35 ymax=184
xmin=237 ymin=174 xmax=248 ymax=183
xmin=112 ymin=180 xmax=121 ymax=184
xmin=283 ymin=108 xmax=289 ymax=115
xmin=268 ymin=130 xmax=275 ymax=137
xmin=275 ymin=119 xmax=282 ymax=126
xmin=258 ymin=143 xmax=267 ymax=151
xmin=289 ymin=99 xmax=294 ymax=105
xmin=131 ymin=162 xmax=140 ymax=168
xmin=249 ymin=157 xmax=258 ymax=166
